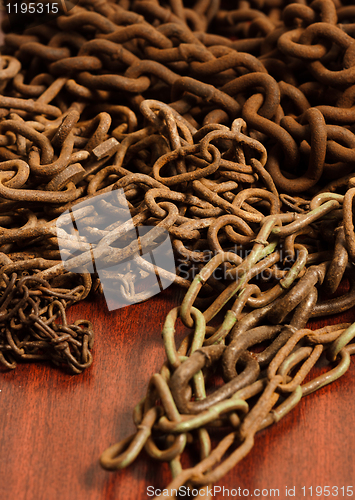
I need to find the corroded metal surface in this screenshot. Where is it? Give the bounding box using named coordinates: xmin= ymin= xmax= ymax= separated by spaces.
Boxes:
xmin=1 ymin=0 xmax=355 ymax=492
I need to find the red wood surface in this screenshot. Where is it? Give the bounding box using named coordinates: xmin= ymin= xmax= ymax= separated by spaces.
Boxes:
xmin=0 ymin=284 xmax=354 ymax=500
xmin=0 ymin=12 xmax=354 ymax=498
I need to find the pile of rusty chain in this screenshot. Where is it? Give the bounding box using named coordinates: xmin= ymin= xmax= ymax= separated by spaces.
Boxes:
xmin=0 ymin=271 xmax=94 ymax=372
xmin=1 ymin=0 xmax=355 ymax=489
xmin=100 ymin=192 xmax=355 ymax=495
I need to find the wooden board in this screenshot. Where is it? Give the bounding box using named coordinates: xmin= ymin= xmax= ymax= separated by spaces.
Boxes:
xmin=0 ymin=285 xmax=354 ymax=500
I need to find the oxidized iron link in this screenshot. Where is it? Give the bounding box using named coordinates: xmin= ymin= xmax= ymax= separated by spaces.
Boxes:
xmin=0 ymin=272 xmax=94 ymax=373
xmin=1 ymin=0 xmax=355 ymax=495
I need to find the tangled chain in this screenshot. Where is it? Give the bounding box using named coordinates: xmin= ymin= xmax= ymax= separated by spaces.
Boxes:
xmin=1 ymin=0 xmax=355 ymax=491
xmin=100 ymin=198 xmax=355 ymax=497
xmin=0 ymin=270 xmax=94 ymax=372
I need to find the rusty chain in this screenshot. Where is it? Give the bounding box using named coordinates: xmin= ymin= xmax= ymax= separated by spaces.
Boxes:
xmin=1 ymin=0 xmax=355 ymax=491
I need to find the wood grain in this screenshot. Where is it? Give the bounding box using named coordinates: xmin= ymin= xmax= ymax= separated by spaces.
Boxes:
xmin=0 ymin=285 xmax=354 ymax=500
